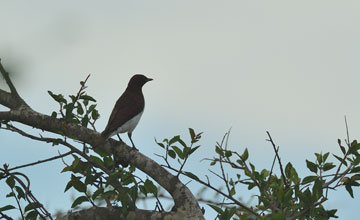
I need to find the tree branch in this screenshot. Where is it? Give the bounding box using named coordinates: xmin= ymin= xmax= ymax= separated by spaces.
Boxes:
xmin=0 ymin=59 xmax=27 ymax=109
xmin=0 ymin=60 xmax=204 ymax=219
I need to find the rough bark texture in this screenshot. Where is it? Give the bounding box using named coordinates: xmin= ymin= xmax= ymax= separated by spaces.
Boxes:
xmin=0 ymin=61 xmax=205 ymax=220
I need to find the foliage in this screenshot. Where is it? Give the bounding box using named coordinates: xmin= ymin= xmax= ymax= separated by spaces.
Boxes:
xmin=156 ymin=128 xmax=360 ymax=220
xmin=1 ymin=74 xmax=359 ymax=219
xmin=0 ymin=76 xmax=160 ymax=220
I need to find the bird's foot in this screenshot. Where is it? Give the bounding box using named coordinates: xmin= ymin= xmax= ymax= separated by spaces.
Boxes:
xmin=131 ymin=145 xmax=139 ymax=151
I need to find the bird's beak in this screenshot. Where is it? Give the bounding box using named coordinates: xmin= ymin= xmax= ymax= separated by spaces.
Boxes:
xmin=147 ymin=78 xmax=153 ymax=82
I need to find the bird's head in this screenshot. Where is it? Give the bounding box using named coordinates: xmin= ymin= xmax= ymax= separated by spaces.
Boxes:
xmin=127 ymin=74 xmax=153 ymax=90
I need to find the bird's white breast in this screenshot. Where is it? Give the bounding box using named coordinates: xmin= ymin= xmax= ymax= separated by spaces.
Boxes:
xmin=109 ymin=110 xmax=143 ymax=138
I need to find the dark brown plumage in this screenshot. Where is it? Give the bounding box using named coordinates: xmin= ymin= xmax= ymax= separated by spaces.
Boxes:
xmin=98 ymin=74 xmax=152 ymax=148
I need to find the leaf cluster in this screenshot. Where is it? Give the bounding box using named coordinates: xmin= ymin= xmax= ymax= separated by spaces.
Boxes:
xmin=48 ymin=75 xmax=99 ymax=129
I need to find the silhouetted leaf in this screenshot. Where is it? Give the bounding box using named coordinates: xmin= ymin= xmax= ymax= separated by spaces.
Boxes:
xmin=306 ymin=160 xmax=318 ymax=173
xmin=6 ymin=176 xmax=15 ymax=188
xmin=168 ymin=150 xmax=176 ymax=159
xmin=71 ymin=196 xmax=89 ymax=208
xmin=302 ymin=176 xmax=317 ymax=184
xmin=345 ymin=184 xmax=354 ymax=198
xmin=241 ymin=148 xmax=249 ymax=161
xmin=184 ymin=171 xmax=200 ymax=181
xmin=79 ymin=95 xmax=96 ymax=102
xmin=172 ymin=146 xmax=184 ymax=159
xmin=0 ymin=205 xmax=15 ymax=212
xmin=24 ymin=202 xmax=41 ymax=212
xmin=323 ymin=163 xmax=336 ymax=171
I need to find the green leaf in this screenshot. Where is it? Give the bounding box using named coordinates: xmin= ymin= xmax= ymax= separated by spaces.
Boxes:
xmin=353 ymin=156 xmax=360 ymax=166
xmin=81 ymin=115 xmax=89 ymax=127
xmin=89 ymin=155 xmax=104 ymax=166
xmin=241 ymin=148 xmax=249 ymax=161
xmin=88 ymin=104 xmax=97 ymax=113
xmin=345 ymin=184 xmax=354 ymax=198
xmin=302 ymin=175 xmax=317 ymax=184
xmin=48 ymin=91 xmax=67 ymax=103
xmin=26 ymin=210 xmax=38 ymax=220
xmin=169 ymin=135 xmax=180 ymax=145
xmin=80 ymin=95 xmax=96 ymax=102
xmin=333 ymin=154 xmax=347 ymax=166
xmin=225 ymin=150 xmax=232 ymax=158
xmin=184 ymin=171 xmax=200 ymax=181
xmin=65 ymin=103 xmax=74 ymax=119
xmin=285 ymin=162 xmax=293 ymax=178
xmin=92 ymin=187 xmax=104 ymax=200
xmin=144 ymin=179 xmax=158 ymax=196
xmin=0 ymin=205 xmax=16 ymax=212
xmin=24 ymin=202 xmax=41 ymax=212
xmin=177 ymin=138 xmax=187 ymax=148
xmin=77 ymin=102 xmax=84 ymax=115
xmin=312 ymin=178 xmax=323 ymax=201
xmin=189 ymin=128 xmax=196 ymax=142
xmin=326 ymin=209 xmax=338 ymax=218
xmin=172 ymin=146 xmax=184 ymax=159
xmin=71 ymin=196 xmax=89 ymax=208
xmin=155 ymin=139 xmax=165 ymax=149
xmin=64 ymin=180 xmax=73 ymax=192
xmin=168 ymin=150 xmax=176 ymax=159
xmin=6 ymin=176 xmax=15 ymax=188
xmin=6 ymin=192 xmax=15 ymax=198
xmin=15 ymin=186 xmax=25 ymax=199
xmin=61 ymin=166 xmax=73 ymax=173
xmin=315 ymin=153 xmax=322 ymax=164
xmin=323 ymin=152 xmax=330 ymax=162
xmin=51 ymin=111 xmax=57 ymax=118
xmin=351 ymin=166 xmax=360 ymax=173
xmin=208 ymin=204 xmax=223 ymax=214
xmin=73 ymin=179 xmax=87 ymax=193
xmin=323 ymin=163 xmax=336 ymax=171
xmin=189 ymin=145 xmax=200 ymax=155
xmin=306 ymin=160 xmax=318 ymax=173
xmin=230 ymin=187 xmax=236 ymax=196
xmin=92 ymin=109 xmax=100 ymax=120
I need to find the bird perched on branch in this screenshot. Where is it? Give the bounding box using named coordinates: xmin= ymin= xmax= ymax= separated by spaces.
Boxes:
xmin=97 ymin=74 xmax=153 ymax=149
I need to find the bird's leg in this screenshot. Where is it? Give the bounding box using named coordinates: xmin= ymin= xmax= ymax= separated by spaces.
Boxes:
xmin=128 ymin=132 xmax=138 ymax=151
xmin=116 ymin=134 xmax=123 ymax=142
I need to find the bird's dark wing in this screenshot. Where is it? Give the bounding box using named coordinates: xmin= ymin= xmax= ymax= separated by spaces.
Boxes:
xmin=101 ymin=90 xmax=144 ymax=139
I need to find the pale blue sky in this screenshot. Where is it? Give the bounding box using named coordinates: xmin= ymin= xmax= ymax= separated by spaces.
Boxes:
xmin=1 ymin=1 xmax=360 ymax=219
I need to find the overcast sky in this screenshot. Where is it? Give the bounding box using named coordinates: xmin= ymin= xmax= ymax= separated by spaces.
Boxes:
xmin=1 ymin=1 xmax=360 ymax=219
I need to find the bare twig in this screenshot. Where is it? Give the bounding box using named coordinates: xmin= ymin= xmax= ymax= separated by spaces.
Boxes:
xmin=266 ymin=131 xmax=288 ymax=188
xmin=10 ymin=186 xmax=24 ymax=219
xmin=7 ymin=151 xmax=73 ymax=172
xmin=163 ymin=164 xmax=259 ymax=217
xmin=268 ymin=146 xmax=279 ymax=182
xmin=0 ymin=212 xmax=13 ymax=220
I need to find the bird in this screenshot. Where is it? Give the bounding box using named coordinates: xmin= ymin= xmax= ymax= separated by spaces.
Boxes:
xmin=97 ymin=74 xmax=153 ymax=149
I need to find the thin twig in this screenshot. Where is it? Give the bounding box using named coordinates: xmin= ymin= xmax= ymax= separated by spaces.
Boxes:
xmin=266 ymin=131 xmax=288 ymax=188
xmin=3 ymin=122 xmax=137 ymax=210
xmin=11 ymin=187 xmax=24 ymax=219
xmin=163 ymin=164 xmax=259 ymax=217
xmin=0 ymin=212 xmax=13 ymax=220
xmin=8 ymin=151 xmax=73 ymax=171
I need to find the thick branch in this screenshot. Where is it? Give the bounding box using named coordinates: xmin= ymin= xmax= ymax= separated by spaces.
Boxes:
xmin=0 ymin=60 xmax=27 ymax=109
xmin=0 ymin=62 xmax=204 ymax=218
xmin=57 ymin=207 xmax=185 ymax=220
